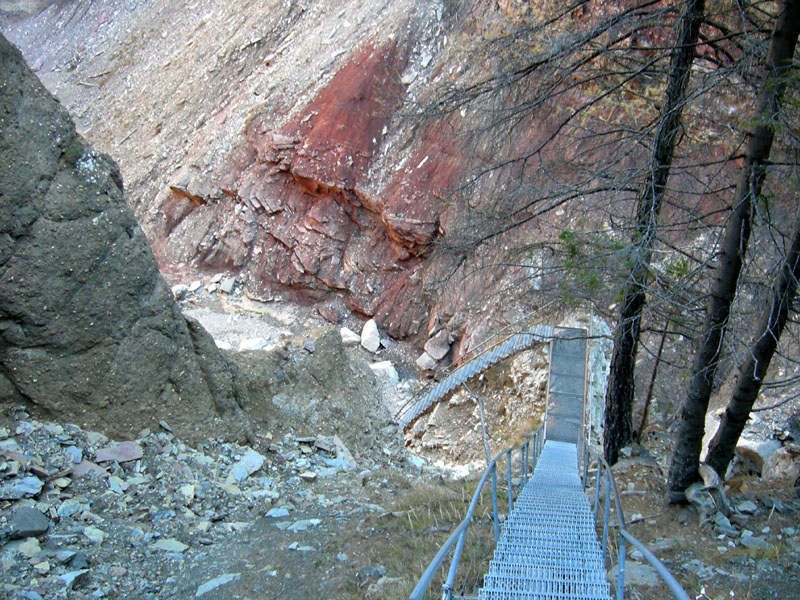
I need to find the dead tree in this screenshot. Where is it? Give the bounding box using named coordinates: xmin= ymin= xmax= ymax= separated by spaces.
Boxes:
xmin=705 ymin=209 xmax=800 ymax=476
xmin=603 ymin=0 xmax=706 ymax=465
xmin=667 ymin=0 xmax=800 ymax=502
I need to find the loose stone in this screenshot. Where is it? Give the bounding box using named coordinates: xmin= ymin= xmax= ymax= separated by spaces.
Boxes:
xmin=9 ymin=506 xmax=50 ymax=539
xmin=196 ymin=572 xmax=240 ymax=597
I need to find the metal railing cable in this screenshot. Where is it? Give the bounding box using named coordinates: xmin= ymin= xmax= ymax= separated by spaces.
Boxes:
xmin=394 ymin=301 xmax=558 ymax=426
xmin=408 ymin=425 xmax=546 ymax=600
xmin=579 ymin=431 xmax=690 ymax=600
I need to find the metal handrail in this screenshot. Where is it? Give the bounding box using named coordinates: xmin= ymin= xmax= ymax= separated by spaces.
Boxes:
xmin=452 ymin=300 xmax=560 ymax=367
xmin=394 ymin=301 xmax=558 ymax=423
xmin=579 ymin=438 xmax=690 ymax=600
xmin=408 ymin=425 xmax=546 ymax=600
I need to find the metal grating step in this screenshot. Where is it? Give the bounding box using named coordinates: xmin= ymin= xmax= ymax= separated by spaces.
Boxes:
xmin=481 ymin=574 xmax=611 ymax=595
xmin=478 ymin=440 xmax=611 ymax=600
xmin=479 ymin=590 xmax=611 ymax=600
xmin=487 ymin=559 xmax=607 ymax=576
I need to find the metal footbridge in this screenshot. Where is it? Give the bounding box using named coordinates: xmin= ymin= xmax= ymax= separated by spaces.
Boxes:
xmin=478 ymin=440 xmax=608 ymax=599
xmin=397 ymin=324 xmax=554 ymax=430
xmin=408 ymin=328 xmax=689 ymax=600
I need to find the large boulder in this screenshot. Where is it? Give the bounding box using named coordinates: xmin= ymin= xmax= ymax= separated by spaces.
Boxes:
xmin=0 ymin=34 xmax=251 ymax=444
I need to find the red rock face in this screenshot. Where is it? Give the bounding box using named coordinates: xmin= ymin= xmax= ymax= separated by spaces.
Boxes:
xmin=153 ymin=39 xmax=463 ymax=342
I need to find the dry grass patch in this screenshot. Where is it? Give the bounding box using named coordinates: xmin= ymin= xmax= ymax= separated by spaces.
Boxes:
xmin=336 ymin=475 xmax=505 ymax=599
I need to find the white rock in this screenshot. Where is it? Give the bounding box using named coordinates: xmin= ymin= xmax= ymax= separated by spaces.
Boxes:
xmin=287 ymin=518 xmax=321 ymax=532
xmin=226 ymin=448 xmax=266 ymax=483
xmin=196 ymin=573 xmax=240 ymax=597
xmin=339 ymin=327 xmax=361 ymax=346
xmin=60 ymin=569 xmax=89 ymax=590
xmin=83 ymin=525 xmax=106 ymax=545
xmin=238 ymin=338 xmax=269 ymax=351
xmin=415 ymin=352 xmax=436 ymax=370
xmin=360 ymin=319 xmax=381 ymax=353
xmin=333 ymin=435 xmax=355 ymax=466
xmin=407 ymin=454 xmax=425 ymax=470
xmin=762 ymin=444 xmax=800 ymax=484
xmin=737 ymin=500 xmax=758 ymax=514
xmin=369 ymin=361 xmax=398 ymax=384
xmin=188 ymin=280 xmax=203 ymax=293
xmin=171 ymin=284 xmax=190 ymax=300
xmin=215 ymin=340 xmax=233 ymax=350
xmin=153 ymin=538 xmax=189 ymax=553
xmin=17 ymin=537 xmax=41 ymax=557
xmin=85 ymin=431 xmax=108 ymax=446
xmin=108 ymin=475 xmax=127 ymax=494
xmin=33 ymin=560 xmax=50 ymax=574
xmin=424 ymin=329 xmax=452 ymax=361
xmin=735 ymin=438 xmax=782 ymax=475
xmin=299 ymin=471 xmax=317 ymax=481
xmin=180 ymin=484 xmax=195 ymax=505
xmin=219 ymin=277 xmax=236 ymax=294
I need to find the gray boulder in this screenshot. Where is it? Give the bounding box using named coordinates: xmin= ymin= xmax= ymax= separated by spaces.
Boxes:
xmin=0 ymin=34 xmax=251 ymax=444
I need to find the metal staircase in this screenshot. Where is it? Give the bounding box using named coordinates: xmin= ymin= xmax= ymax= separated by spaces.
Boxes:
xmin=408 ymin=327 xmax=690 ymax=600
xmin=396 ymin=324 xmax=553 ymax=429
xmin=477 ymin=440 xmax=610 ymax=599
xmin=476 ymin=328 xmax=609 ymax=599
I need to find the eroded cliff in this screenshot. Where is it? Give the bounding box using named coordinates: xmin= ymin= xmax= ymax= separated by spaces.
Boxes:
xmin=2 ymin=0 xmax=528 ymax=365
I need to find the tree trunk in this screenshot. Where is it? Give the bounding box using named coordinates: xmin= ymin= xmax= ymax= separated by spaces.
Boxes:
xmin=667 ymin=0 xmax=800 ymax=502
xmin=705 ymin=211 xmax=800 ymax=476
xmin=636 ymin=318 xmax=670 ymax=441
xmin=603 ymin=0 xmax=705 ymax=464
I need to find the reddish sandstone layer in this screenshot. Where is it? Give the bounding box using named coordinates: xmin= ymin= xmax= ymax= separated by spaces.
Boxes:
xmin=153 ymin=39 xmax=462 ymax=343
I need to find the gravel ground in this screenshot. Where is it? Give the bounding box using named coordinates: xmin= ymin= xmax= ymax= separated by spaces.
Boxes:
xmin=0 ymin=412 xmax=432 ymax=600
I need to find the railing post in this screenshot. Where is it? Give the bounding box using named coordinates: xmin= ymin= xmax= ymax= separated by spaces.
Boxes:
xmin=593 ymin=461 xmax=602 ymax=521
xmin=507 ymin=454 xmax=513 ymax=515
xmin=617 ymin=534 xmax=627 ymax=600
xmin=601 ymin=470 xmax=611 ymax=564
xmin=522 ymin=443 xmax=528 ymax=486
xmin=582 ymin=442 xmax=589 ymax=489
xmin=491 ymin=466 xmax=499 ymax=544
xmin=444 ymin=529 xmax=467 ymax=597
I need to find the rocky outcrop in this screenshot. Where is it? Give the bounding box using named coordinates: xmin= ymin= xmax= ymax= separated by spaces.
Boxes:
xmin=0 ymin=0 xmax=550 ymax=358
xmin=0 ymin=34 xmax=251 ymax=444
xmin=1 ymin=0 xmax=467 ymax=347
xmin=153 ymin=35 xmax=454 ymax=343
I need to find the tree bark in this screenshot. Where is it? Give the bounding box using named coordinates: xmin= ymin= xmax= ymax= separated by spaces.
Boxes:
xmin=667 ymin=0 xmax=800 ymax=502
xmin=705 ymin=211 xmax=800 ymax=476
xmin=603 ymin=0 xmax=705 ymax=464
xmin=636 ymin=318 xmax=670 ymax=441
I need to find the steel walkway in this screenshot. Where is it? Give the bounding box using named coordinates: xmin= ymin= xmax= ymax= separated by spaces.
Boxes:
xmin=477 ymin=440 xmax=610 ymax=599
xmin=476 ymin=329 xmax=609 ymax=599
xmin=409 ymin=327 xmax=690 ymax=600
xmin=546 ymin=328 xmax=587 ymax=445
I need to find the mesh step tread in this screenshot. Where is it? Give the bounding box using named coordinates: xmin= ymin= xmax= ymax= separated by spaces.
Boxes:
xmin=487 ymin=559 xmax=606 ymax=575
xmin=479 ymin=438 xmax=612 ymax=600
xmin=478 ymin=589 xmax=611 ymax=600
xmin=481 ymin=574 xmax=610 ymax=594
